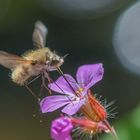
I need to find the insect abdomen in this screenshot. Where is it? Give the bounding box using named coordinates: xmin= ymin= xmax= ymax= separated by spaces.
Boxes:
xmin=11 ymin=64 xmax=31 ymax=86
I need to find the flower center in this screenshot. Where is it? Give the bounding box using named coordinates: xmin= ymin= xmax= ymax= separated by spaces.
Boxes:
xmin=75 ymin=87 xmax=84 ymax=95
xmin=71 ymin=96 xmax=81 ymax=102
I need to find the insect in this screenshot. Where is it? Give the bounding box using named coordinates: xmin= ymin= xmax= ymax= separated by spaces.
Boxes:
xmin=0 ymin=21 xmax=64 ymax=87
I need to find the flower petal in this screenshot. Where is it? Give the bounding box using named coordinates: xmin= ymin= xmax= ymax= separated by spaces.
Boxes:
xmin=48 ymin=74 xmax=79 ymax=96
xmin=76 ymin=64 xmax=104 ymax=90
xmin=51 ymin=117 xmax=73 ymax=140
xmin=40 ymin=95 xmax=70 ymax=113
xmin=62 ymin=98 xmax=86 ymax=115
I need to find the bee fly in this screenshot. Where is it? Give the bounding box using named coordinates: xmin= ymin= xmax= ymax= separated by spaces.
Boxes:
xmin=0 ymin=21 xmax=65 ymax=98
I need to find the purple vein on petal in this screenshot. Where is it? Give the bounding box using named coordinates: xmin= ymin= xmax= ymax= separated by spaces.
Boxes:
xmin=76 ymin=63 xmax=104 ymax=89
xmin=48 ymin=74 xmax=80 ymax=96
xmin=40 ymin=95 xmax=71 ymax=113
xmin=62 ymin=99 xmax=86 ymax=115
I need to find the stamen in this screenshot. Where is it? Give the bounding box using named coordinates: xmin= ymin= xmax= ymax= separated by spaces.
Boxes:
xmin=75 ymin=87 xmax=84 ymax=94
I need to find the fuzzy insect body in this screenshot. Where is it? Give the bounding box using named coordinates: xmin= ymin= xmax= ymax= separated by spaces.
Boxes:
xmin=0 ymin=21 xmax=64 ymax=86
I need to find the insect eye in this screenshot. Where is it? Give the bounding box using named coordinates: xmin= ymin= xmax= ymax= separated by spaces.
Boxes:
xmin=50 ymin=60 xmax=59 ymax=66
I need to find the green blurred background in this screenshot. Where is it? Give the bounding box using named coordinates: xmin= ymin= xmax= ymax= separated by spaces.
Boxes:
xmin=0 ymin=0 xmax=140 ymax=139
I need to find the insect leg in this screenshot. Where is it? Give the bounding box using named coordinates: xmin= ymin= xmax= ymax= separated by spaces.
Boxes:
xmin=39 ymin=71 xmax=52 ymax=96
xmin=24 ymin=84 xmax=40 ymax=101
xmin=26 ymin=74 xmax=41 ymax=85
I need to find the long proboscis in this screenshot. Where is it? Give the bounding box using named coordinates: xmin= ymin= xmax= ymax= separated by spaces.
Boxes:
xmin=56 ymin=66 xmax=79 ymax=96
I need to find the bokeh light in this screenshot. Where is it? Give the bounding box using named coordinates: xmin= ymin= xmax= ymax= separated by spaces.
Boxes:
xmin=113 ymin=1 xmax=140 ymax=75
xmin=40 ymin=0 xmax=129 ymax=19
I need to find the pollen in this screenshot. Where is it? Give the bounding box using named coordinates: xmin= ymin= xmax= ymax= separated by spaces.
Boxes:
xmin=75 ymin=87 xmax=84 ymax=94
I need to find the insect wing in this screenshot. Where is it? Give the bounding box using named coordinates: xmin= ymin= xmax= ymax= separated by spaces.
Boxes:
xmin=0 ymin=51 xmax=32 ymax=70
xmin=32 ymin=20 xmax=48 ymax=48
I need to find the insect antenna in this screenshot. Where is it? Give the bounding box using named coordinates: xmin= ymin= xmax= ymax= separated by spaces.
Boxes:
xmin=62 ymin=54 xmax=69 ymax=59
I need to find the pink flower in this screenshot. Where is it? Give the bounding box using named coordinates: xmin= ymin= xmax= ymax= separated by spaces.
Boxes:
xmin=51 ymin=117 xmax=73 ymax=140
xmin=40 ymin=64 xmax=104 ymax=115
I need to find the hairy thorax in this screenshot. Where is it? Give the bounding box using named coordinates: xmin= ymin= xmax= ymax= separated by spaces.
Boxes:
xmin=23 ymin=48 xmax=51 ymax=64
